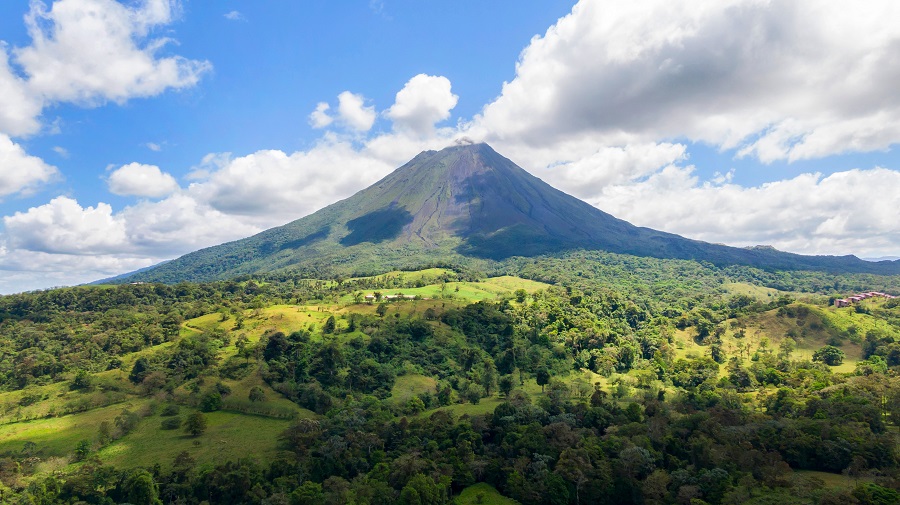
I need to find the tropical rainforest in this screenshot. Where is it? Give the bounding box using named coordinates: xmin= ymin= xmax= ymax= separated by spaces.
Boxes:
xmin=1 ymin=252 xmax=900 ymax=504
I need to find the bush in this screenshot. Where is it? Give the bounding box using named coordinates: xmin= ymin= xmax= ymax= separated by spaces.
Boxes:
xmin=249 ymin=386 xmax=266 ymax=402
xmin=199 ymin=392 xmax=223 ymax=412
xmin=813 ymin=345 xmax=845 ymax=366
xmin=161 ymin=417 xmax=182 ymax=430
xmin=160 ymin=404 xmax=180 ymax=417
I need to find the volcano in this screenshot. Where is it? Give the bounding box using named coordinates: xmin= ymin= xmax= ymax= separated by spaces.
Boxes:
xmin=125 ymin=143 xmax=900 ymax=283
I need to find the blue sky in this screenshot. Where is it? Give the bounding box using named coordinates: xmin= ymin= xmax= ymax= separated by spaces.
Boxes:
xmin=0 ymin=0 xmax=898 ymax=293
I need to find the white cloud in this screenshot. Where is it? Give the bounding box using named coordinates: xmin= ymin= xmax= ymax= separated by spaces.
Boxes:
xmin=107 ymin=162 xmax=180 ymax=198
xmin=475 ymin=0 xmax=900 ymax=162
xmin=0 ymin=134 xmax=59 ymax=198
xmin=188 ymin=136 xmax=396 ymax=223
xmin=224 ymin=10 xmax=244 ymax=21
xmin=14 ymin=0 xmax=211 ymax=107
xmin=308 ymin=93 xmax=376 ymax=132
xmin=3 ymin=196 xmax=128 ymax=255
xmin=531 ymin=143 xmax=687 ymax=199
xmin=336 ymin=91 xmax=376 ymax=132
xmin=593 ymin=166 xmax=900 ymax=257
xmin=385 ymin=74 xmax=458 ymax=137
xmin=309 ymin=102 xmax=333 ymax=128
xmin=145 ymin=142 xmax=161 ymax=151
xmin=121 ymin=193 xmax=261 ymax=256
xmin=0 ymin=248 xmax=159 ymax=293
xmin=52 ymin=146 xmax=69 ymax=158
xmin=0 ymin=47 xmax=42 ymax=136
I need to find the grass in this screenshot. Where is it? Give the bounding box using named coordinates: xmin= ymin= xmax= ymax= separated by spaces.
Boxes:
xmin=723 ymin=281 xmax=800 ymax=300
xmin=218 ymin=372 xmax=316 ymax=419
xmin=0 ymin=397 xmax=294 ymax=472
xmin=99 ymin=408 xmax=292 ymax=470
xmin=339 ymin=274 xmax=550 ymax=305
xmin=455 ymin=483 xmax=521 ymax=504
xmin=389 ymin=374 xmax=438 ymax=407
xmin=795 ymin=470 xmax=871 ymax=489
xmin=0 ymin=401 xmax=132 ymax=457
xmin=671 ymin=302 xmax=871 ymax=374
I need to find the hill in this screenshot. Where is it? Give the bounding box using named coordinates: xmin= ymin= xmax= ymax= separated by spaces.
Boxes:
xmin=123 ymin=142 xmax=900 ymax=282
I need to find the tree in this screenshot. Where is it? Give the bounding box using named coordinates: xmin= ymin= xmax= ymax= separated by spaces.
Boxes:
xmin=199 ymin=392 xmax=222 ymax=412
xmin=70 ymin=369 xmax=93 ymax=391
xmin=779 ymin=337 xmax=797 ymax=358
xmin=184 ymin=412 xmax=207 ymax=436
xmin=514 ymin=289 xmax=528 ymax=303
xmin=499 ymin=375 xmax=515 ymax=397
xmin=74 ymin=439 xmax=91 ymax=461
xmin=129 ymin=357 xmax=149 ymax=384
xmin=813 ymin=345 xmax=845 ymax=366
xmin=463 ymin=383 xmax=485 ymax=404
xmin=123 ymin=469 xmax=162 ymax=505
xmin=536 ymin=368 xmax=551 ymax=392
xmin=249 ymin=385 xmax=266 ymax=402
xmin=481 ymin=358 xmax=498 ymax=396
xmin=672 ymin=357 xmax=719 ymax=389
xmin=376 ymin=304 xmax=388 ymax=317
xmin=323 ymin=315 xmax=336 ymax=334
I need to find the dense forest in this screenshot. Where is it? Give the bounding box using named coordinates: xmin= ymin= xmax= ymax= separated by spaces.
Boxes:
xmin=1 ymin=255 xmax=900 ymax=504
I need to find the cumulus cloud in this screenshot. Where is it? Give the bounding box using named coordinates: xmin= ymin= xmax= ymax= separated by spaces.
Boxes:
xmin=476 ymin=0 xmax=900 ymax=162
xmin=188 ymin=137 xmax=396 ymax=223
xmin=531 ymin=143 xmax=687 ymax=199
xmin=593 ymin=166 xmax=900 ymax=257
xmin=309 ymin=102 xmax=333 ymax=129
xmin=107 ymin=162 xmax=180 ymax=198
xmin=3 ymin=197 xmax=128 ymax=255
xmin=0 ymin=47 xmax=42 ymax=136
xmin=336 ymin=91 xmax=376 ymax=132
xmin=0 ymin=134 xmax=59 ymax=198
xmin=0 ymin=248 xmax=159 ymax=293
xmin=308 ymin=92 xmax=376 ymax=132
xmin=13 ymin=0 xmax=211 ymax=108
xmin=385 ymin=74 xmax=458 ymax=137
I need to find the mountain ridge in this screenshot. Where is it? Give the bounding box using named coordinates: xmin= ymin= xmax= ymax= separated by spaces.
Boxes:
xmin=121 ymin=143 xmax=900 ymax=283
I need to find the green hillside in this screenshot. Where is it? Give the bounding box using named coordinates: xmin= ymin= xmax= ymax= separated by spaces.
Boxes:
xmin=2 ymin=264 xmax=900 ymax=504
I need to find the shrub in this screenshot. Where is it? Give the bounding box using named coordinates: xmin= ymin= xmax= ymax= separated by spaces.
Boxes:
xmin=160 ymin=404 xmax=180 ymax=417
xmin=161 ymin=417 xmax=182 ymax=430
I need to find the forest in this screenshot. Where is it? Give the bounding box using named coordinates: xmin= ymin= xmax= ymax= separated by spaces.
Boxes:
xmin=0 ymin=253 xmax=899 ymax=504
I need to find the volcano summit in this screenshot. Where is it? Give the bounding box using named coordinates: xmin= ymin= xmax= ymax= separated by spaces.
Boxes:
xmin=123 ymin=143 xmax=900 ymax=283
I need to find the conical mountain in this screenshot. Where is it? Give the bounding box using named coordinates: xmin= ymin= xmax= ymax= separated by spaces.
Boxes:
xmin=126 ymin=143 xmax=900 ymax=283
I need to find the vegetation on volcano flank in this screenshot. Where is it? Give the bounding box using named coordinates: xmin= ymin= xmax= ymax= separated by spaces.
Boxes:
xmin=121 ymin=143 xmax=900 ymax=285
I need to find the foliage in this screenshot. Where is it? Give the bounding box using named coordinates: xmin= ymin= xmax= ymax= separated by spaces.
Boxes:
xmin=184 ymin=412 xmax=207 ymax=437
xmin=813 ymin=345 xmax=846 ymax=366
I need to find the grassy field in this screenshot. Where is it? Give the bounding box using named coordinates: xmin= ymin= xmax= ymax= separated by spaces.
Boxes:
xmin=99 ymin=408 xmax=293 ymax=470
xmin=455 ymin=483 xmax=521 ymax=504
xmin=389 ymin=374 xmax=438 ymax=407
xmin=0 ymin=400 xmax=134 ymax=457
xmin=671 ymin=302 xmax=872 ymax=374
xmin=339 ymin=275 xmax=550 ymax=305
xmin=795 ymin=469 xmax=872 ymax=489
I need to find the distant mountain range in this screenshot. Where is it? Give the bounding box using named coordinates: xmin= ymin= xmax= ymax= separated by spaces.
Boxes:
xmin=121 ymin=143 xmax=900 ymax=283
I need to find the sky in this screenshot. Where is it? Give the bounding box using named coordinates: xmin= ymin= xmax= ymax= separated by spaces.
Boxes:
xmin=0 ymin=0 xmax=899 ymax=294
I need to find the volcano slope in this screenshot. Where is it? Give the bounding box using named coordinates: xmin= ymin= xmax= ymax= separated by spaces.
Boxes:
xmin=123 ymin=143 xmax=900 ymax=283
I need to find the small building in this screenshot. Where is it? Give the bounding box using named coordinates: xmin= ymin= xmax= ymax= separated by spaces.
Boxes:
xmin=834 ymin=299 xmax=850 ymax=308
